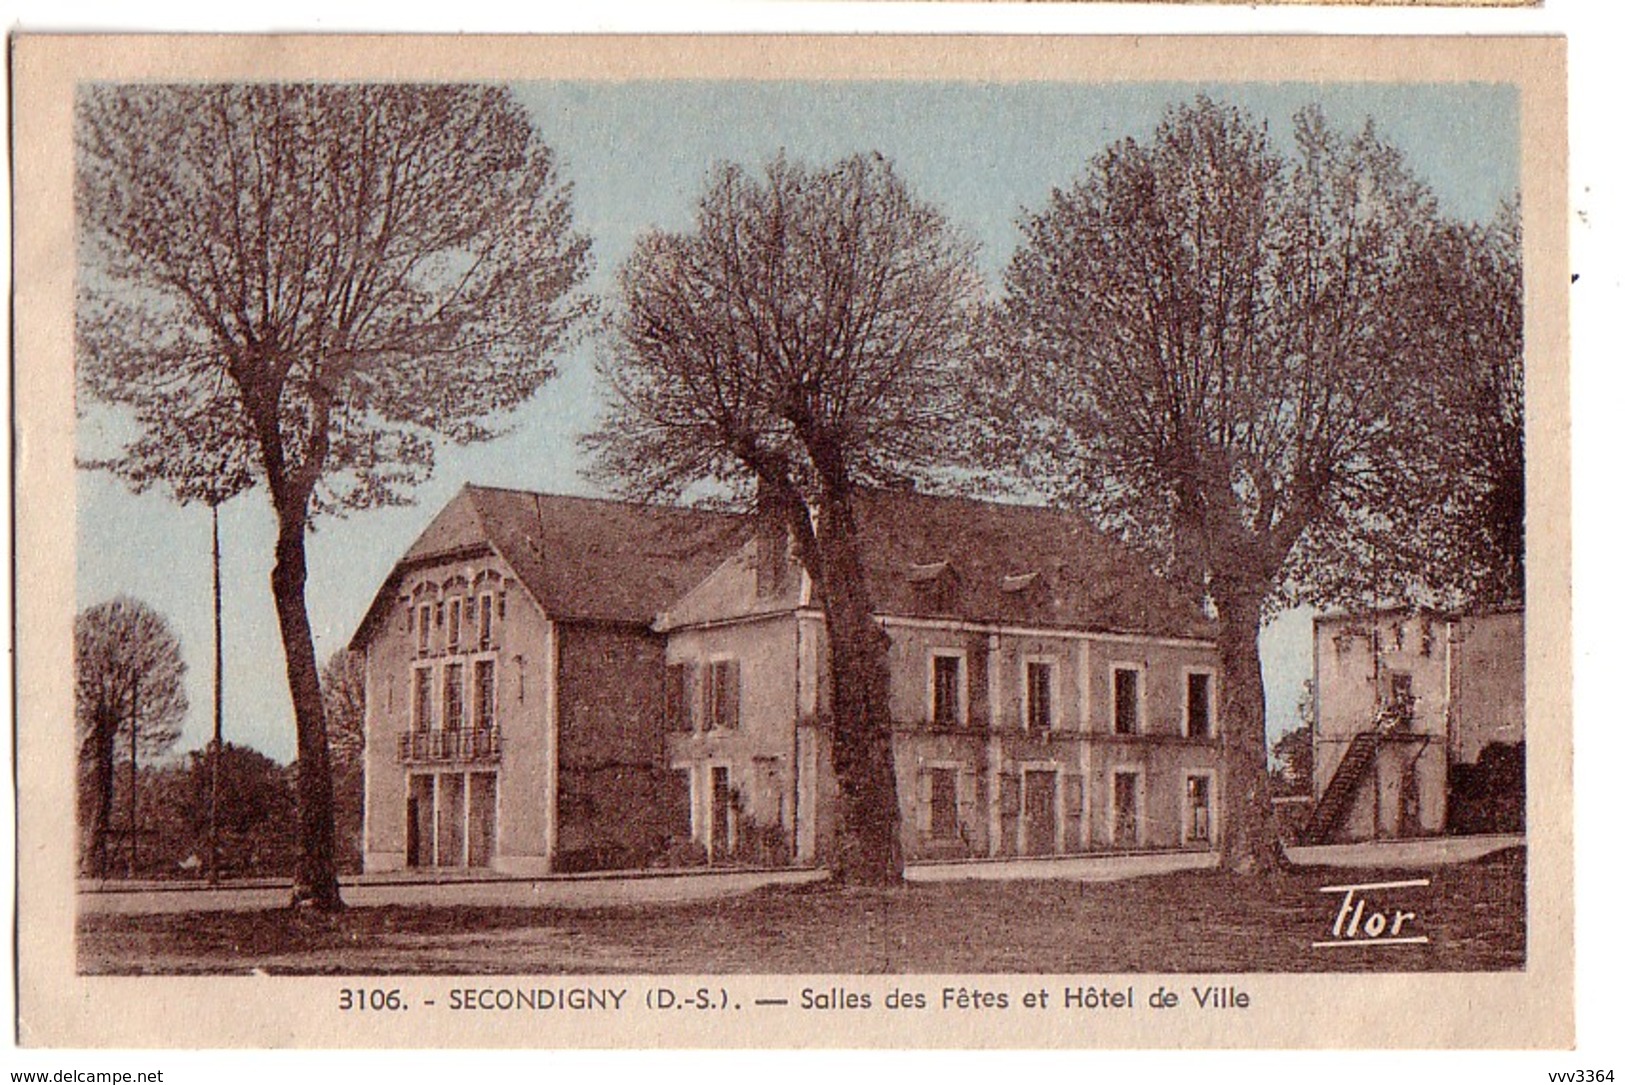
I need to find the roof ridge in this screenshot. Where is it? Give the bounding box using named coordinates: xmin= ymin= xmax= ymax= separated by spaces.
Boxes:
xmin=858 ymin=485 xmax=1090 ymax=519
xmin=463 ymin=482 xmax=745 ymax=518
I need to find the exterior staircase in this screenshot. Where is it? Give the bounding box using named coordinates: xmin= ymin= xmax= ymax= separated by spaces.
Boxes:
xmin=1301 ymin=731 xmax=1381 ymax=845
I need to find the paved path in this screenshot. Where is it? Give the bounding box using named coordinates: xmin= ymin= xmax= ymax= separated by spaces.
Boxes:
xmin=906 ymin=833 xmax=1524 ymax=883
xmin=79 ymin=867 xmax=829 ymax=916
xmin=79 ymin=835 xmax=1521 ymax=916
xmin=1285 ymin=833 xmax=1523 ymax=869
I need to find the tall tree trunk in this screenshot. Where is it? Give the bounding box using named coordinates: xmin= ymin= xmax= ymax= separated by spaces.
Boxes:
xmin=816 ymin=494 xmax=904 ymax=885
xmin=89 ymin=709 xmax=117 ymax=878
xmin=1213 ymin=590 xmax=1289 ymax=876
xmin=269 ymin=504 xmax=344 ymax=910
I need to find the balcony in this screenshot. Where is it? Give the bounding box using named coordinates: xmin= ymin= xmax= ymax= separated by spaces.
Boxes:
xmin=397 ymin=726 xmax=503 ymax=765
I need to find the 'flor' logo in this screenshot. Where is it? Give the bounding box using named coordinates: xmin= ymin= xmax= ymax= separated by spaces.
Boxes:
xmin=1313 ymin=878 xmax=1431 ymax=948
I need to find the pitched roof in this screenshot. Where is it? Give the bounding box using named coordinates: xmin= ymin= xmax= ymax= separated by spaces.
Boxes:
xmin=846 ymin=488 xmax=1214 ymax=640
xmin=658 ymin=487 xmax=1215 ymax=641
xmin=349 ymin=485 xmax=744 ymax=647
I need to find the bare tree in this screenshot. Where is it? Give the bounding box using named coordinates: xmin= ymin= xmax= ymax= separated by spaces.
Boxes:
xmin=77 ymin=84 xmax=592 ymax=907
xmin=588 ymin=153 xmax=982 ymax=883
xmin=984 ymin=98 xmax=1469 ymax=874
xmin=75 ymin=597 xmax=187 ymax=878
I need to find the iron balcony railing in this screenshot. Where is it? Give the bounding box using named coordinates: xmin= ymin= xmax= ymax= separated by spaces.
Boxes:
xmin=397 ymin=726 xmax=503 ymax=765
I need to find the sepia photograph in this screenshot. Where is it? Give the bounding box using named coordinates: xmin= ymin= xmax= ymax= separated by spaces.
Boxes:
xmin=12 ymin=33 xmax=1570 ymax=1050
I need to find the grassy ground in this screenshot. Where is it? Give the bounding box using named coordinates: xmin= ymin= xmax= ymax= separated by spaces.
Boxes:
xmin=78 ymin=848 xmax=1525 ymax=975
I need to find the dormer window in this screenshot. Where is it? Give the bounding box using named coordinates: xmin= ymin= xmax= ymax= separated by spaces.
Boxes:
xmin=907 ymin=560 xmax=956 ymax=614
xmin=907 ymin=561 xmax=950 ymax=583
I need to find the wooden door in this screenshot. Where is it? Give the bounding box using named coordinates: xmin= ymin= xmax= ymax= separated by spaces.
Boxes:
xmin=1024 ymin=771 xmax=1057 ymax=855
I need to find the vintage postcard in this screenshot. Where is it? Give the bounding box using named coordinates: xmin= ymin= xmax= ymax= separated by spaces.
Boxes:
xmin=13 ymin=34 xmax=1569 ymax=1050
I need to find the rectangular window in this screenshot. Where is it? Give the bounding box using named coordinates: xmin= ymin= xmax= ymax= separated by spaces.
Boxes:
xmin=478 ymin=593 xmax=494 ymax=650
xmin=412 ymin=667 xmax=434 ymax=732
xmin=473 ymin=659 xmax=495 ymax=730
xmin=444 ymin=662 xmax=464 ymax=731
xmin=1388 ymin=671 xmax=1414 ymax=729
xmin=666 ymin=662 xmax=694 ymax=731
xmin=929 ymin=768 xmax=958 ymax=839
xmin=417 ymin=604 xmax=431 ymax=653
xmin=1026 ymin=660 xmax=1054 ymax=732
xmin=1389 ymin=671 xmax=1413 ymax=706
xmin=1186 ymin=775 xmax=1212 ymax=844
xmin=1113 ymin=667 xmax=1140 ymax=735
xmin=1186 ymin=671 xmax=1213 ymax=738
xmin=447 ymin=598 xmax=463 ymax=649
xmin=931 ymin=654 xmax=962 ymax=728
xmin=706 ymin=659 xmax=740 ymax=731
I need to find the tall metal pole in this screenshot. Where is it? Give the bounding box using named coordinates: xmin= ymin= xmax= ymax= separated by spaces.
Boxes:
xmin=127 ymin=678 xmax=139 ymax=879
xmin=208 ymin=501 xmax=224 ymax=885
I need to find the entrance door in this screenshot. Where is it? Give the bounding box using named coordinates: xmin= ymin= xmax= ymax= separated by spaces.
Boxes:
xmin=1400 ymin=765 xmax=1420 ymax=837
xmin=1113 ymin=771 xmax=1140 ymax=847
xmin=407 ymin=775 xmax=435 ymax=868
xmin=437 ymin=773 xmax=466 ymax=868
xmin=406 ymin=796 xmax=421 ymax=868
xmin=467 ymin=773 xmax=497 ymax=868
xmin=710 ymin=766 xmax=732 ymax=860
xmin=1023 ymin=771 xmax=1057 ymax=855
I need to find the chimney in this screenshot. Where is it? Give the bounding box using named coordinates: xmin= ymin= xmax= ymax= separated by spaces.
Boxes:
xmin=755 ymin=482 xmax=792 ymax=599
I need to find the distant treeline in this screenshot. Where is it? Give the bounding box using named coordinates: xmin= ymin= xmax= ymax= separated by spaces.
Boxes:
xmin=78 ymin=742 xmax=363 ymax=880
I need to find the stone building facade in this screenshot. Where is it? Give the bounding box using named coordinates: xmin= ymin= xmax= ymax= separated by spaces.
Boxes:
xmin=1307 ymin=607 xmax=1525 ymax=843
xmin=354 ymin=484 xmax=1226 ymax=874
xmin=351 ymin=486 xmax=740 ymax=874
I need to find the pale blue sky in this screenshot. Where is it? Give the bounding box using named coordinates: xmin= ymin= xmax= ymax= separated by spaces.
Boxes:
xmin=76 ymin=79 xmax=1518 ymax=762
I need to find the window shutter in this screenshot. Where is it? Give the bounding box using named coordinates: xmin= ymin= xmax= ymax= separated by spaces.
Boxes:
xmin=665 ymin=663 xmax=688 ymax=731
xmin=723 ymin=660 xmax=741 ymax=730
xmin=967 ymin=637 xmax=990 ymax=730
xmin=916 ymin=768 xmax=932 ymax=832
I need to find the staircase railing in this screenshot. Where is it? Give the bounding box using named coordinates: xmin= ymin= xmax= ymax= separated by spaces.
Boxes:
xmin=1301 ymin=730 xmax=1381 ymax=845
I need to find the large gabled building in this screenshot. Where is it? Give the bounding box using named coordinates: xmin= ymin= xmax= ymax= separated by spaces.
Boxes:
xmin=350 ymin=485 xmax=743 ymax=874
xmin=658 ymin=488 xmax=1225 ymax=865
xmin=353 ymin=484 xmax=1227 ymax=875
